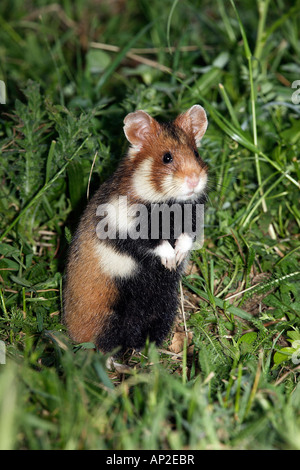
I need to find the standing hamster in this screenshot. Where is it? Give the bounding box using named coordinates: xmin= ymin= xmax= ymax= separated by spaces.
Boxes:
xmin=63 ymin=105 xmax=208 ymax=355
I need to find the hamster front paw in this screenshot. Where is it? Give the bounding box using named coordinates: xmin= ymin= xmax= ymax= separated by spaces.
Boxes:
xmin=175 ymin=233 xmax=193 ymax=266
xmin=153 ymin=240 xmax=176 ymax=271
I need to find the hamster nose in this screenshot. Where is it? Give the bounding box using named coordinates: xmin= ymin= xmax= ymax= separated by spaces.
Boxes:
xmin=186 ymin=174 xmax=200 ymax=189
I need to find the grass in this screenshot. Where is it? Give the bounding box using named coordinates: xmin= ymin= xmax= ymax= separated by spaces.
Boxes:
xmin=0 ymin=0 xmax=300 ymax=450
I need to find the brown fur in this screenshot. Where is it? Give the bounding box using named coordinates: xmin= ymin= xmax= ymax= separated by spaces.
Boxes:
xmin=64 ymin=235 xmax=118 ymax=343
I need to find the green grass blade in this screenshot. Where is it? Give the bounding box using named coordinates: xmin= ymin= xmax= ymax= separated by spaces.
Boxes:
xmin=166 ymin=0 xmax=180 ymax=54
xmin=230 ymin=0 xmax=265 ymax=211
xmin=184 ymin=280 xmax=253 ymax=322
xmin=96 ymin=22 xmax=153 ymax=92
xmin=45 ymin=140 xmax=56 ymax=185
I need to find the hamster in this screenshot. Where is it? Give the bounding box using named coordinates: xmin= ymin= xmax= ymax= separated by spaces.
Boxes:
xmin=63 ymin=105 xmax=208 ymax=355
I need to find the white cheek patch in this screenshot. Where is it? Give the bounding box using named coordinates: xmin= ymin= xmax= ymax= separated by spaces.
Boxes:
xmin=95 ymin=242 xmax=138 ymax=278
xmin=132 ymin=158 xmax=208 ymax=203
xmin=161 ymin=174 xmax=179 ymax=199
xmin=132 ymin=159 xmax=165 ymax=203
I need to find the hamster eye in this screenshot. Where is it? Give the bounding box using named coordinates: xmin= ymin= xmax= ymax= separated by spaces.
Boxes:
xmin=194 ymin=149 xmax=199 ymax=159
xmin=163 ymin=152 xmax=173 ymax=164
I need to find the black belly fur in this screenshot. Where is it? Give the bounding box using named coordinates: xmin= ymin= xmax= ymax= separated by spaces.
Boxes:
xmin=95 ymin=254 xmax=182 ymax=354
xmin=93 ymin=197 xmax=204 ymax=354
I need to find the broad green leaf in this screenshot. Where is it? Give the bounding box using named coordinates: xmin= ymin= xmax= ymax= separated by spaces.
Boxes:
xmin=273 ymin=351 xmax=290 ymax=365
xmin=287 ymin=330 xmax=300 ymax=342
xmin=10 ymin=275 xmax=32 ymax=288
xmin=239 ymin=332 xmax=257 ymax=345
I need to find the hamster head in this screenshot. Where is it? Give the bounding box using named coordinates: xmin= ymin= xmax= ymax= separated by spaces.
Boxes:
xmin=123 ymin=105 xmax=208 ymax=203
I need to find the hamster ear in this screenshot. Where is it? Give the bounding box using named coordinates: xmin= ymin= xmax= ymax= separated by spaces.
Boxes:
xmin=175 ymin=105 xmax=208 ymax=146
xmin=123 ymin=110 xmax=160 ymax=150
